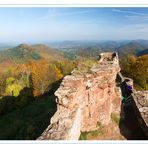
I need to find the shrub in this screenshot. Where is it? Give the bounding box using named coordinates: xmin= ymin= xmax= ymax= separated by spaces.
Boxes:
xmin=111 ymin=113 xmax=120 ymax=125
xmin=79 ymin=132 xmax=88 ymax=140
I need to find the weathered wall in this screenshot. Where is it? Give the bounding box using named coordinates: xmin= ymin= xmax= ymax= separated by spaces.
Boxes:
xmin=38 ymin=52 xmax=121 ymax=140
xmin=132 ymin=92 xmax=148 ymax=139
xmin=117 ymin=74 xmax=148 ymax=139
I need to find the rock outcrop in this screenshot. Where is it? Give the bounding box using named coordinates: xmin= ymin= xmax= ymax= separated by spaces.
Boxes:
xmin=38 ymin=52 xmax=121 ymax=140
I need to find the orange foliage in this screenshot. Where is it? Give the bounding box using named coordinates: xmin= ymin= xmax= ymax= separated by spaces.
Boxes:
xmin=27 ymin=59 xmax=63 ymax=97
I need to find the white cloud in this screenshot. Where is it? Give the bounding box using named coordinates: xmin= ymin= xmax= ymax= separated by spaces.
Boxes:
xmin=112 ymin=8 xmax=148 ymax=22
xmin=125 ymin=15 xmax=148 ymax=21
xmin=112 ymin=9 xmax=146 ymax=16
xmin=37 ymin=8 xmax=97 ymax=21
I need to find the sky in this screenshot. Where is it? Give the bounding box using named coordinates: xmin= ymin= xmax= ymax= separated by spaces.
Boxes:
xmin=1 ymin=7 xmax=148 ymax=43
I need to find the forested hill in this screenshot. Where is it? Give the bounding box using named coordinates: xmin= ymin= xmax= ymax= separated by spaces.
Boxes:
xmin=0 ymin=44 xmax=63 ymax=63
xmin=116 ymin=42 xmax=145 ymax=57
xmin=0 ymin=43 xmax=76 ymax=98
xmin=136 ymin=49 xmax=148 ymax=56
xmin=61 ymin=40 xmax=148 ymax=60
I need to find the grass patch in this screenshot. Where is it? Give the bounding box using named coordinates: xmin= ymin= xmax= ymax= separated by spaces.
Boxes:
xmin=111 ymin=113 xmax=120 ymax=126
xmin=79 ymin=129 xmax=103 ymax=140
xmin=79 ymin=131 xmax=88 ymax=140
xmin=90 ymin=129 xmax=103 ymax=137
xmin=79 ymin=121 xmax=103 ymax=140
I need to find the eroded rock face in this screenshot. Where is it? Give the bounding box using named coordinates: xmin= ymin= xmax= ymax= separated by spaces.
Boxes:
xmin=38 ymin=52 xmax=121 ymax=140
xmin=133 ymin=91 xmax=148 ymax=127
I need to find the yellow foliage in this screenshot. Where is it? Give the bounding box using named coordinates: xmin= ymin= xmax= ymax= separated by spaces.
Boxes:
xmin=6 ymin=77 xmax=15 ymax=85
xmin=54 ymin=65 xmax=63 ymax=79
xmin=121 ymin=54 xmax=148 ymax=90
xmin=5 ymin=83 xmax=23 ymax=97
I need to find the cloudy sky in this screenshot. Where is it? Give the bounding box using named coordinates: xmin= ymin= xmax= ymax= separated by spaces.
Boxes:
xmin=1 ymin=7 xmax=148 ymax=43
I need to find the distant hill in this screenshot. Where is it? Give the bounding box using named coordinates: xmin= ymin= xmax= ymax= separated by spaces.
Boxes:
xmin=136 ymin=49 xmax=148 ymax=56
xmin=32 ymin=44 xmax=64 ymax=61
xmin=116 ymin=41 xmax=146 ymax=57
xmin=0 ymin=44 xmax=63 ymax=64
xmin=1 ymin=40 xmax=148 ymax=64
xmin=50 ymin=40 xmax=148 ymax=59
xmin=0 ymin=44 xmax=42 ymax=63
xmin=33 ymin=44 xmax=62 ymax=56
xmin=0 ymin=44 xmax=14 ymax=51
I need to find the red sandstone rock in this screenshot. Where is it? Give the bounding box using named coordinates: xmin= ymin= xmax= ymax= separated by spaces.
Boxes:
xmin=38 ymin=52 xmax=121 ymax=140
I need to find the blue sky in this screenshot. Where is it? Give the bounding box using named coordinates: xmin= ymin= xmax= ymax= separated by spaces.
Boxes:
xmin=1 ymin=7 xmax=148 ymax=43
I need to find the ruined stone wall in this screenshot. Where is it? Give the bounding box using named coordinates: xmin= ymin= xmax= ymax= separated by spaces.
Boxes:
xmin=117 ymin=74 xmax=148 ymax=138
xmin=132 ymin=92 xmax=148 ymax=138
xmin=38 ymin=52 xmax=121 ymax=140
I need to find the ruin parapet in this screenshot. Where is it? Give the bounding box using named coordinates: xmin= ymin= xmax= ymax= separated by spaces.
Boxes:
xmin=38 ymin=52 xmax=121 ymax=140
